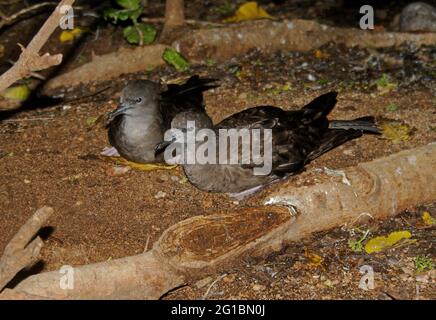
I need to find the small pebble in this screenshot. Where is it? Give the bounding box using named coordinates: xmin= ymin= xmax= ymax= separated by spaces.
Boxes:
xmin=343 ymin=149 xmax=354 ymax=156
xmin=307 ymin=74 xmax=316 ymax=81
xmin=238 ymin=92 xmax=248 ymax=100
xmin=106 ymin=166 xmax=131 ymax=177
xmin=223 ymin=274 xmax=236 ymax=283
xmin=252 ymin=284 xmax=266 ymax=291
xmin=400 ymin=2 xmax=436 ymax=32
xmin=154 ymin=191 xmax=167 ymax=199
xmin=415 ymin=274 xmax=429 ymax=283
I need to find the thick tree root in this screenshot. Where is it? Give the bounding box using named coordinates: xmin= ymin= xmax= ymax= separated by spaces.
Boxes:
xmin=43 ymin=19 xmax=436 ymax=92
xmin=0 ymin=206 xmax=53 ymax=292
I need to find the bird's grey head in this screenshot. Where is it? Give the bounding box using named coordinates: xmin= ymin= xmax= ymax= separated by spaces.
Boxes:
xmin=120 ymin=80 xmax=159 ymax=106
xmin=171 ymin=110 xmax=213 ymax=131
xmin=108 ymin=80 xmax=160 ymax=121
xmin=154 ymin=111 xmax=213 ymax=156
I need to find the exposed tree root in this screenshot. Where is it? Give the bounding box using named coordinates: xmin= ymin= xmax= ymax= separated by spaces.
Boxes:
xmin=43 ymin=44 xmax=169 ymax=93
xmin=1 ymin=143 xmax=434 ymax=299
xmin=173 ymin=19 xmax=436 ymax=62
xmin=0 ymin=206 xmax=53 ymax=292
xmin=43 ymin=19 xmax=436 ymax=92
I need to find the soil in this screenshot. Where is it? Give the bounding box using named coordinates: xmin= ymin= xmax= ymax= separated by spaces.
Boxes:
xmin=0 ymin=0 xmax=435 ymax=300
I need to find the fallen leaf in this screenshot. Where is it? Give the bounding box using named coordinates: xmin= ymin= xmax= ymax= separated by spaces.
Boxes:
xmin=375 ymin=74 xmax=397 ymax=94
xmin=422 ymin=211 xmax=435 ymax=226
xmin=86 ymin=116 xmax=98 ymax=127
xmin=314 ymin=49 xmax=330 ymax=59
xmin=59 ymin=27 xmax=83 ymax=42
xmin=386 ymin=103 xmax=398 ymax=112
xmin=304 ymin=248 xmax=324 ymax=269
xmin=106 ymin=156 xmax=177 ymax=171
xmin=380 ymin=122 xmax=411 ymax=143
xmin=162 ymin=48 xmax=190 ymax=72
xmin=1 ymin=84 xmax=30 ymax=101
xmin=364 ymin=231 xmax=413 ymax=254
xmin=225 ymin=1 xmax=273 ymax=23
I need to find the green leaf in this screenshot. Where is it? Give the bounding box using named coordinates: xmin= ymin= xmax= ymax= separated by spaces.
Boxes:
xmin=116 ymin=0 xmax=140 ymax=10
xmin=228 ymin=64 xmax=241 ymax=76
xmin=128 ymin=7 xmax=143 ymax=23
xmin=103 ymin=8 xmax=130 ymax=23
xmin=162 ymin=48 xmax=190 ymax=72
xmin=415 ymin=255 xmax=434 ymax=273
xmin=1 ymin=85 xmax=30 ymax=101
xmin=317 ymin=79 xmax=329 ymax=85
xmin=376 ymin=73 xmax=390 ymax=87
xmin=386 ymin=103 xmax=398 ymax=112
xmin=123 ymin=23 xmax=156 ymax=45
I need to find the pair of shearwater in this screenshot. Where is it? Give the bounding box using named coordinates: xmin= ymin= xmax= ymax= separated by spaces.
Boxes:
xmin=105 ymin=75 xmax=378 ymax=197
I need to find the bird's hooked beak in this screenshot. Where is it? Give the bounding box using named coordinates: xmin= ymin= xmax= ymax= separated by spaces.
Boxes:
xmin=107 ymin=104 xmax=132 ymax=122
xmin=154 ymin=137 xmax=176 ymax=156
xmin=155 ymin=127 xmax=188 ymax=156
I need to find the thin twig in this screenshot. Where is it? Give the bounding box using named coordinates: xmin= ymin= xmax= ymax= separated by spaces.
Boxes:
xmin=202 ymin=273 xmax=227 ymax=300
xmin=143 ymin=236 xmax=150 ymax=253
xmin=0 ymin=2 xmax=58 ymax=29
xmin=1 ymin=117 xmax=54 ymax=123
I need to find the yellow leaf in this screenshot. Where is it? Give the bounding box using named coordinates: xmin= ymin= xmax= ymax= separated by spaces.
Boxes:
xmin=380 ymin=122 xmax=411 ymax=143
xmin=422 ymin=211 xmax=435 ymax=226
xmin=224 ymin=2 xmax=273 ymax=23
xmin=364 ymin=231 xmax=412 ymax=254
xmin=105 ymin=156 xmax=177 ymax=171
xmin=304 ymin=248 xmax=324 ymax=269
xmin=59 ymin=27 xmax=83 ymax=42
xmin=314 ymin=49 xmax=330 ymax=59
xmin=1 ymin=85 xmax=30 ymax=101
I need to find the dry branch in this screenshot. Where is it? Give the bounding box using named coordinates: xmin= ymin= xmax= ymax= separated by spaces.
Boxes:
xmin=0 ymin=206 xmax=53 ymax=292
xmin=0 ymin=2 xmax=58 ymax=29
xmin=0 ymin=0 xmax=74 ymax=93
xmin=1 ymin=144 xmax=434 ymax=300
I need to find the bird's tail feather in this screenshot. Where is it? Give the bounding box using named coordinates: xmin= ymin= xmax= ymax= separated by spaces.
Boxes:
xmin=307 ymin=129 xmax=363 ymax=162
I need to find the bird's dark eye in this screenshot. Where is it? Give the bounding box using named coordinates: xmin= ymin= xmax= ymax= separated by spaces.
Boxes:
xmin=135 ymin=98 xmax=142 ymax=103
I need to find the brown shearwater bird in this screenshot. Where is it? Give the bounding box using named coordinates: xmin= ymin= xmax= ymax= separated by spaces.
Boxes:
xmin=158 ymin=92 xmax=379 ymax=198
